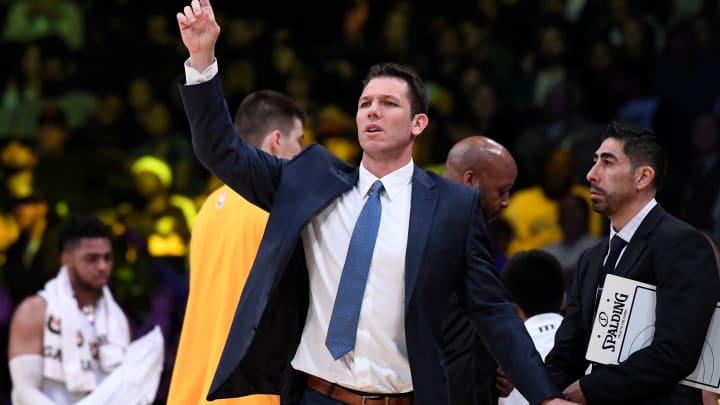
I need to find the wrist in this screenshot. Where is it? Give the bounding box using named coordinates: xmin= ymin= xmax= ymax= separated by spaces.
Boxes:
xmin=189 ymin=52 xmax=215 ymax=72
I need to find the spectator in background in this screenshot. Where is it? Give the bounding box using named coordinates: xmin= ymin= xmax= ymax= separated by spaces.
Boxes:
xmin=500 ymin=249 xmax=566 ymax=405
xmin=168 ymin=89 xmax=307 ymax=405
xmin=33 ymin=105 xmax=116 ymax=215
xmin=542 ymin=194 xmax=602 ymax=291
xmin=679 ymin=112 xmax=720 ymax=233
xmin=3 ymin=194 xmax=59 ymax=306
xmin=130 ymin=99 xmax=197 ymax=195
xmin=110 ymin=155 xmax=195 ymax=402
xmin=443 ymin=135 xmax=517 ymax=405
xmin=2 ymin=0 xmax=85 ymax=50
xmin=502 ymin=148 xmax=603 ymax=256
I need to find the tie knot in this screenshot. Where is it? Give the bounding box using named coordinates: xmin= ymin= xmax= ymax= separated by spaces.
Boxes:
xmin=369 ymin=180 xmax=384 ymax=197
xmin=610 ymin=235 xmax=627 ymax=253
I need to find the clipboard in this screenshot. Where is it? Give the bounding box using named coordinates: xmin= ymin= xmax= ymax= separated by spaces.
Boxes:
xmin=586 ymin=274 xmax=720 ymax=393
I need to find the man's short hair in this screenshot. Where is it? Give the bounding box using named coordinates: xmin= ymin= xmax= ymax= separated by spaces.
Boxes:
xmin=58 ymin=214 xmax=112 ymax=252
xmin=233 ymin=90 xmax=307 ymax=148
xmin=602 ymin=121 xmax=667 ymax=189
xmin=363 ymin=62 xmax=428 ymax=117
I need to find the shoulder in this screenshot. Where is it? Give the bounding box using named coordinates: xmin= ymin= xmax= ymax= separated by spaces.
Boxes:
xmin=647 ymin=206 xmax=703 ymax=241
xmin=295 ymin=143 xmax=346 ymax=163
xmin=8 ymin=295 xmax=47 ymax=356
xmin=419 ymin=168 xmax=474 ymax=194
xmin=422 ymin=169 xmax=479 ymax=203
xmin=289 ymin=143 xmax=354 ymax=172
xmin=13 ymin=295 xmax=47 ymax=322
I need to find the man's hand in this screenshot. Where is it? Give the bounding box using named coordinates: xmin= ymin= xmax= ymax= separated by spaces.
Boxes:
xmin=176 ymin=0 xmax=220 ymax=72
xmin=562 ymin=380 xmax=587 ymax=405
xmin=541 ymin=399 xmax=580 ymax=405
xmin=495 ymin=368 xmax=513 ymax=397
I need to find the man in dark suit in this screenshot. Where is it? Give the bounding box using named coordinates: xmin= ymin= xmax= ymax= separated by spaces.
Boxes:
xmin=545 ymin=121 xmax=720 ymax=404
xmin=175 ymin=2 xmax=574 ymax=405
xmin=443 ymin=135 xmax=517 ymax=404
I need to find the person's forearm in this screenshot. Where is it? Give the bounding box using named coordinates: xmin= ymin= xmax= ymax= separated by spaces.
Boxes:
xmin=9 ymin=355 xmax=55 ymax=405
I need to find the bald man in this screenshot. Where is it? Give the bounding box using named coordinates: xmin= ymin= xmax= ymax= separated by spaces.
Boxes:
xmin=444 ymin=135 xmax=518 ymax=222
xmin=442 ymin=136 xmax=518 ymax=405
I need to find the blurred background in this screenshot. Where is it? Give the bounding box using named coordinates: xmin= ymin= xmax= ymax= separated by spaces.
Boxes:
xmin=1 ymin=0 xmax=720 ymax=403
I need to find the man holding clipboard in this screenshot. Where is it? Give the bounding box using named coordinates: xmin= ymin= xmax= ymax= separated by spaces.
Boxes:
xmin=544 ymin=121 xmax=720 ymax=404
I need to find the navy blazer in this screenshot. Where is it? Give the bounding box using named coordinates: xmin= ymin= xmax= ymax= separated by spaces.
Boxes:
xmin=178 ymin=75 xmax=561 ymax=405
xmin=545 ymin=205 xmax=720 ymax=404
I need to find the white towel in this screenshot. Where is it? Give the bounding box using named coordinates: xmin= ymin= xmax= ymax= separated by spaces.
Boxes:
xmin=76 ymin=326 xmax=164 ymax=405
xmin=39 ymin=266 xmax=130 ymax=393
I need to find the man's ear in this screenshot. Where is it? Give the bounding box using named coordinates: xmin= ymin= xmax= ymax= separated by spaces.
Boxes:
xmin=262 ymin=130 xmax=282 ymax=154
xmin=411 ymin=113 xmax=429 ymax=137
xmin=60 ymin=252 xmax=70 ymax=268
xmin=636 ymin=165 xmax=655 ymax=190
xmin=462 ymin=170 xmax=476 ymax=186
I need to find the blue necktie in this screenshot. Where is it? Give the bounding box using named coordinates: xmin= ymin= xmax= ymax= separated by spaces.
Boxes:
xmin=326 ymin=180 xmax=384 ymax=360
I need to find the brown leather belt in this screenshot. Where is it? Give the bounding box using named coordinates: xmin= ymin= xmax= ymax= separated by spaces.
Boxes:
xmin=306 ymin=374 xmax=415 ymax=405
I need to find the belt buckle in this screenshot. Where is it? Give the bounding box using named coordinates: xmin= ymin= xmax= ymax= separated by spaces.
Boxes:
xmin=361 ymin=395 xmax=389 ymax=405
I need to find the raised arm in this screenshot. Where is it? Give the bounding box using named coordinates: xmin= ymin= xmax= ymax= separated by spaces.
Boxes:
xmin=176 ymin=0 xmax=220 ymax=72
xmin=176 ymin=0 xmax=284 ymax=210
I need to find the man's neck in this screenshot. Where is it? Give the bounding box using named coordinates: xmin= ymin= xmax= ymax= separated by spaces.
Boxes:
xmin=360 ymin=154 xmax=412 ymax=179
xmin=73 ymin=288 xmax=102 ymax=310
xmin=610 ymin=194 xmax=654 ymax=231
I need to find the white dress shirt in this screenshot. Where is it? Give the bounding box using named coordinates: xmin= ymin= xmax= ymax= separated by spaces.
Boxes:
xmin=292 ymin=161 xmax=413 ymax=393
xmin=606 ymin=198 xmax=657 ymax=267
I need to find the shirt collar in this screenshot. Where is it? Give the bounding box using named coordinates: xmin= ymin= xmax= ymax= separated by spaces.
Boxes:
xmin=358 ymin=160 xmax=414 ymax=201
xmin=610 ymin=198 xmax=657 ymax=243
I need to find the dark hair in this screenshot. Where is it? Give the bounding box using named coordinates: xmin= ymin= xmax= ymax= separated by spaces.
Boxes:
xmin=58 ymin=214 xmax=112 ymax=253
xmin=502 ymin=250 xmax=564 ymax=317
xmin=233 ymin=90 xmax=307 ymax=148
xmin=362 ymin=63 xmax=428 ymax=117
xmin=602 ymin=121 xmax=667 ymax=189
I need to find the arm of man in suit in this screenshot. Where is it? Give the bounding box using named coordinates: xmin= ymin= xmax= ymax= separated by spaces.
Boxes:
xmin=458 ymin=195 xmax=575 ymax=404
xmin=578 ymin=226 xmax=720 ymax=402
xmin=545 ymin=249 xmax=596 ymax=390
xmin=176 ymin=0 xmax=283 ymax=210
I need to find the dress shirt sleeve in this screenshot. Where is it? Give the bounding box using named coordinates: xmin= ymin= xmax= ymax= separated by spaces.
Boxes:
xmin=184 ymin=57 xmax=219 ymax=85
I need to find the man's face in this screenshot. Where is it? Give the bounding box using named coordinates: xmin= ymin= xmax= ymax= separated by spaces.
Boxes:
xmin=276 ymin=117 xmax=305 ymax=159
xmin=64 ymin=238 xmax=113 ymax=293
xmin=356 ymin=77 xmax=422 ymax=161
xmin=586 ymin=137 xmax=636 ymax=216
xmin=478 ymin=160 xmax=517 ymax=222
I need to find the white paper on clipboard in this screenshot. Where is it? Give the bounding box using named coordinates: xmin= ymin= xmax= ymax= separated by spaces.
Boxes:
xmin=586 ymin=274 xmax=720 ymax=393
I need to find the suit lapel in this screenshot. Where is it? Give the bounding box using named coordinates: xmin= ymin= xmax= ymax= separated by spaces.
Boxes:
xmin=587 ymin=242 xmax=607 ymax=286
xmin=292 ymin=166 xmax=358 ymax=224
xmin=613 ymin=205 xmax=665 ymax=278
xmin=404 ymin=168 xmax=438 ymax=310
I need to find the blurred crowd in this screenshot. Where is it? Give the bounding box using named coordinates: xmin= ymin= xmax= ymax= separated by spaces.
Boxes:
xmin=1 ymin=0 xmax=720 ymax=403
